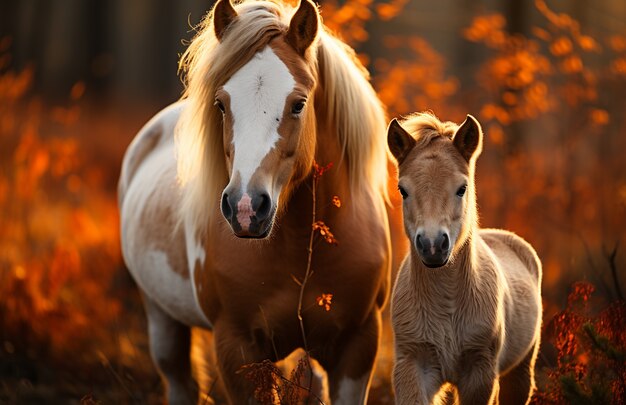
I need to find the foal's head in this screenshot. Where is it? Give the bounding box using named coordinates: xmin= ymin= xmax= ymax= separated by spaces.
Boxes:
xmin=215 ymin=0 xmax=318 ymax=238
xmin=388 ymin=113 xmax=483 ymax=268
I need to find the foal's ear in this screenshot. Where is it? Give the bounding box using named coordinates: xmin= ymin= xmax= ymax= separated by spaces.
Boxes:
xmin=213 ymin=0 xmax=238 ymax=41
xmin=453 ymin=114 xmax=483 ymax=162
xmin=286 ymin=0 xmax=319 ymax=56
xmin=388 ymin=119 xmax=416 ymax=164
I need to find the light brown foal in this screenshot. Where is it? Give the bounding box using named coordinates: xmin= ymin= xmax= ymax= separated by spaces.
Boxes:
xmin=388 ymin=113 xmax=542 ymax=405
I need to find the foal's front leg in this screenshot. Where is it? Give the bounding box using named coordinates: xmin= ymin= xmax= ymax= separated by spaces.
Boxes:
xmin=392 ymin=346 xmax=443 ymax=405
xmin=456 ymin=351 xmax=500 ymax=405
xmin=457 ymin=375 xmax=499 ymax=405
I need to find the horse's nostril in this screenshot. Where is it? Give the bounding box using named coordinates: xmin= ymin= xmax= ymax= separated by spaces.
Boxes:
xmin=253 ymin=193 xmax=271 ymax=220
xmin=441 ymin=233 xmax=450 ymax=251
xmin=221 ymin=193 xmax=232 ymax=219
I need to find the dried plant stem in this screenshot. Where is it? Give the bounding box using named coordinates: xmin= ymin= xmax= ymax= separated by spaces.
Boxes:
xmin=270 ymin=365 xmax=326 ymax=405
xmin=298 ymin=174 xmax=316 ymax=352
xmin=296 ymin=171 xmax=319 ymax=404
xmin=96 ymin=350 xmax=135 ymax=399
xmin=604 ymin=241 xmax=623 ymax=302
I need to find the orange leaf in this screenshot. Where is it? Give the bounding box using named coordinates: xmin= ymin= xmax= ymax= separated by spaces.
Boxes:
xmin=316 ymin=293 xmax=333 ymax=311
xmin=312 ymin=221 xmax=338 ymax=245
xmin=313 ymin=160 xmax=333 ymax=178
xmin=589 ymin=109 xmax=609 ymax=126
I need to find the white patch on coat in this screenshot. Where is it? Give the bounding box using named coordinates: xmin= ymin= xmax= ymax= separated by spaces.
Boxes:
xmin=335 ymin=374 xmax=369 ymax=405
xmin=136 ymin=249 xmax=206 ymax=327
xmin=121 ymin=142 xmax=211 ymax=329
xmin=185 ymin=218 xmax=212 ymax=328
xmin=223 ymin=46 xmax=296 ymax=193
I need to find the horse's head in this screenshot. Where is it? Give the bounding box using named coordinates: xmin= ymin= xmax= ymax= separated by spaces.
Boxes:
xmin=388 ymin=114 xmax=483 ymax=268
xmin=213 ymin=0 xmax=318 ymax=238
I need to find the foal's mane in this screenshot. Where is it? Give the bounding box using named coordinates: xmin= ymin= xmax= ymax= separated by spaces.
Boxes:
xmin=400 ymin=112 xmax=459 ymax=147
xmin=175 ymin=0 xmax=388 ymax=233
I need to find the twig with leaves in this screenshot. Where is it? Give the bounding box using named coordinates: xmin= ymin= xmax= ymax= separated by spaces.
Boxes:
xmin=295 ymin=161 xmax=337 ymax=404
xmin=297 ymin=161 xmax=336 ymax=355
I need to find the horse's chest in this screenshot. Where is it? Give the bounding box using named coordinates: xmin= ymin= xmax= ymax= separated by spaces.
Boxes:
xmin=203 ymin=243 xmax=385 ymax=324
xmin=220 ymin=275 xmax=369 ymax=358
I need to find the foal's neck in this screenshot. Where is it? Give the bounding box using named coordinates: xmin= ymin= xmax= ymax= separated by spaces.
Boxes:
xmin=409 ymin=223 xmax=479 ymax=296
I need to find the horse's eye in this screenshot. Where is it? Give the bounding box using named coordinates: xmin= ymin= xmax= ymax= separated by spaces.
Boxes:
xmin=398 ymin=185 xmax=408 ymax=199
xmin=456 ymin=184 xmax=467 ymax=198
xmin=291 ymin=101 xmax=305 ymax=115
xmin=215 ymin=99 xmax=225 ymax=113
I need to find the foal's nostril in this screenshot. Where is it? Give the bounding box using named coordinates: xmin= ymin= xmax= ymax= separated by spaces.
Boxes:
xmin=441 ymin=233 xmax=450 ymax=251
xmin=416 ymin=233 xmax=432 ymax=255
xmin=415 ymin=234 xmax=425 ymax=251
xmin=221 ymin=193 xmax=232 ymax=219
xmin=253 ymin=193 xmax=272 ymax=221
xmin=416 ymin=230 xmax=451 ymax=267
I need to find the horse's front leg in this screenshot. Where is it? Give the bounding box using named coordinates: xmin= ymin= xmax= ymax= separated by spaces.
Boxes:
xmin=213 ymin=319 xmax=270 ymax=405
xmin=143 ymin=294 xmax=198 ymax=405
xmin=319 ymin=309 xmax=381 ymax=405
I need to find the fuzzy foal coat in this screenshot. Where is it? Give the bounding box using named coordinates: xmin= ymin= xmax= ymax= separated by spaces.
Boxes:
xmin=389 ymin=114 xmax=542 ymax=405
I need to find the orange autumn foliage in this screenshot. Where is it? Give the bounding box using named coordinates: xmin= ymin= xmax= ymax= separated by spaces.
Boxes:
xmin=1 ymin=0 xmax=625 ymax=402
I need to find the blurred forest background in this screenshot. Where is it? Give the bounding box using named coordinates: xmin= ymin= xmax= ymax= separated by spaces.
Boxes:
xmin=1 ymin=0 xmax=625 ymax=403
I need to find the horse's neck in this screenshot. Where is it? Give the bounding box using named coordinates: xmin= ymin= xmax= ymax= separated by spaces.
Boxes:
xmin=278 ymin=123 xmax=351 ymax=233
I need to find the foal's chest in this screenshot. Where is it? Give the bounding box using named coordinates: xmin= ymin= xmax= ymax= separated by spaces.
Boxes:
xmin=394 ymin=271 xmax=500 ymax=381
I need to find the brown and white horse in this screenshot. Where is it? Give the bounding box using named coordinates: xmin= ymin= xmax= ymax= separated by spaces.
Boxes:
xmin=118 ymin=0 xmax=391 ymax=403
xmin=388 ymin=113 xmax=542 ymax=404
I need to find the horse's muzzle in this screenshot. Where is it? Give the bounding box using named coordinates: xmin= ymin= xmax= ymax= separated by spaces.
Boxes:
xmin=221 ymin=190 xmax=275 ymax=238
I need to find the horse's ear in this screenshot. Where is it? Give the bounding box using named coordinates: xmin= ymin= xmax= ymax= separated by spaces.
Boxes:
xmin=388 ymin=119 xmax=416 ymax=164
xmin=214 ymin=0 xmax=238 ymax=41
xmin=453 ymin=114 xmax=483 ymax=162
xmin=286 ymin=0 xmax=319 ymax=56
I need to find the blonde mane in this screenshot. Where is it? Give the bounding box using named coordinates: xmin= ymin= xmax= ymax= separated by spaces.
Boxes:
xmin=399 ymin=111 xmax=459 ymax=147
xmin=175 ymin=0 xmax=388 ymax=233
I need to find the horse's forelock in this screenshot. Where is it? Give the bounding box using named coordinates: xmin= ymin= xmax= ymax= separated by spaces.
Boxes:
xmin=176 ymin=1 xmax=300 ymax=234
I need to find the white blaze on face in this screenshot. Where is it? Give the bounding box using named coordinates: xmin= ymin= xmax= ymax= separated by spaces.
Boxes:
xmin=223 ymin=46 xmax=296 ymax=193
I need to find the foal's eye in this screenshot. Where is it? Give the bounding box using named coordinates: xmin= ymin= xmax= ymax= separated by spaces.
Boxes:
xmin=456 ymin=184 xmax=467 ymax=198
xmin=291 ymin=101 xmax=305 ymax=115
xmin=215 ymin=99 xmax=225 ymax=113
xmin=398 ymin=185 xmax=408 ymax=199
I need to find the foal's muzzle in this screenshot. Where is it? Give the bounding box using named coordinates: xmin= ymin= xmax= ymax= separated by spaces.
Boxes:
xmin=415 ymin=230 xmax=451 ymax=268
xmin=220 ymin=189 xmax=274 ymax=238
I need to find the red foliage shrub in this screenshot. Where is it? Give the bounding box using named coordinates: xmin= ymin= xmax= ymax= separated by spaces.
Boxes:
xmin=532 ymin=282 xmax=626 ymax=404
